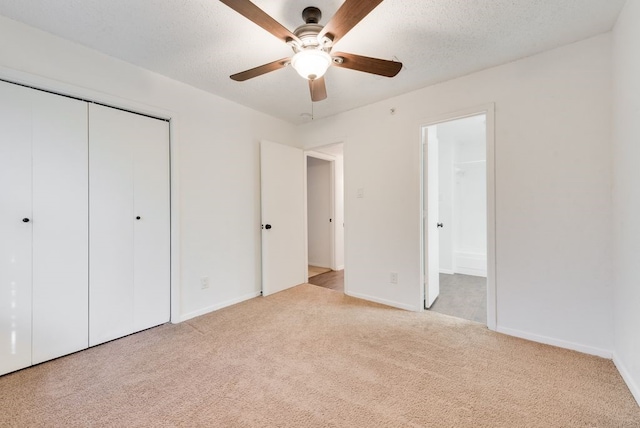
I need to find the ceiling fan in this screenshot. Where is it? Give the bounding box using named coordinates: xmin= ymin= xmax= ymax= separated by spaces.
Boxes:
xmin=219 ymin=0 xmax=403 ymax=102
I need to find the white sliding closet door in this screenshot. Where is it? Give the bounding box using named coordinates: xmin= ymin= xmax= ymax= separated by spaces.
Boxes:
xmin=31 ymin=90 xmax=89 ymax=364
xmin=0 ymin=81 xmax=88 ymax=374
xmin=89 ymin=106 xmax=135 ymax=345
xmin=89 ymin=104 xmax=170 ymax=346
xmin=0 ymin=82 xmax=34 ymax=375
xmin=132 ymin=119 xmax=171 ymax=332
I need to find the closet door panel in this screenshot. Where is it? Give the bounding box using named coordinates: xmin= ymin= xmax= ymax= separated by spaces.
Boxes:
xmin=0 ymin=82 xmax=33 ymax=375
xmin=31 ymin=91 xmax=89 ymax=364
xmin=89 ymin=104 xmax=135 ymax=346
xmin=133 ymin=118 xmax=170 ymax=331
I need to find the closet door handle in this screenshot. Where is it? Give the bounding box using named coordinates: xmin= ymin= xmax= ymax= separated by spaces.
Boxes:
xmin=22 ymin=218 xmax=30 ymax=223
xmin=136 ymin=216 xmax=141 ymax=220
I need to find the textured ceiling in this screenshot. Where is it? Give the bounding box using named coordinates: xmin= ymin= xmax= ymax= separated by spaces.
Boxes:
xmin=0 ymin=0 xmax=626 ymax=124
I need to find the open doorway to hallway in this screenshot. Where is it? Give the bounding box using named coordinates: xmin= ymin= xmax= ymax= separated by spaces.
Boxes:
xmin=422 ymin=114 xmax=488 ymax=324
xmin=306 ymin=143 xmax=345 ymax=293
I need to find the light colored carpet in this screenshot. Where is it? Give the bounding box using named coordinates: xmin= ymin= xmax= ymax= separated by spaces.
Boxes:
xmin=308 ymin=265 xmax=332 ymax=278
xmin=1 ymin=284 xmax=638 ymax=427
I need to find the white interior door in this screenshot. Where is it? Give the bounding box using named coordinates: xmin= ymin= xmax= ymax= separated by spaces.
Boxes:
xmin=31 ymin=90 xmax=89 ymax=364
xmin=260 ymin=141 xmax=306 ymax=296
xmin=0 ymin=81 xmax=33 ymax=375
xmin=424 ymin=127 xmax=440 ymax=308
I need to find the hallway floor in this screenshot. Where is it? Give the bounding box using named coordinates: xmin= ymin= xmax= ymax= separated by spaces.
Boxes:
xmin=308 ymin=265 xmax=332 ymax=278
xmin=429 ymin=273 xmax=487 ymax=324
xmin=309 ymin=270 xmax=344 ymax=293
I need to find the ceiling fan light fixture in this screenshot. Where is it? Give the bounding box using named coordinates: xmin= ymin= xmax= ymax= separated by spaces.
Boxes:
xmin=291 ymin=49 xmax=332 ymax=80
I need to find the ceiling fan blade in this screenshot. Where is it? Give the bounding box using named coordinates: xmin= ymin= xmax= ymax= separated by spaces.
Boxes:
xmin=219 ymin=0 xmax=301 ymax=44
xmin=230 ymin=58 xmax=290 ymax=81
xmin=332 ymin=52 xmax=402 ymax=77
xmin=318 ymin=0 xmax=384 ymax=45
xmin=309 ymin=77 xmax=327 ymax=102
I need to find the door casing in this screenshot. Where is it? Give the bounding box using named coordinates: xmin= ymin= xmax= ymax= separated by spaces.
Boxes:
xmin=419 ymin=104 xmax=497 ymax=330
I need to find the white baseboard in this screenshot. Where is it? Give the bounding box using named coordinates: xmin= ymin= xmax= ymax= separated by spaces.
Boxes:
xmin=308 ymin=261 xmax=331 ymax=269
xmin=496 ymin=325 xmax=612 ymax=358
xmin=455 ymin=267 xmax=487 ymax=277
xmin=439 ymin=269 xmax=455 ymax=275
xmin=613 ymin=352 xmax=640 ymax=406
xmin=335 ymin=264 xmax=345 ymax=271
xmin=346 ymin=291 xmax=420 ymax=312
xmin=177 ymin=291 xmax=262 ymax=323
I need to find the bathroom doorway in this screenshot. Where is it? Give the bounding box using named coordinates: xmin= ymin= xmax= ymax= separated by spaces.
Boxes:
xmin=421 ymin=109 xmax=495 ymax=326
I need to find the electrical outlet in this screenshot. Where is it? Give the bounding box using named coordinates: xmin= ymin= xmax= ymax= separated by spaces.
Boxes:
xmin=200 ymin=276 xmax=210 ymax=290
xmin=390 ymin=272 xmax=398 ymax=284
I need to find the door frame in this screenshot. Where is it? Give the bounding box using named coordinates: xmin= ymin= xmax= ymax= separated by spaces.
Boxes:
xmin=419 ymin=103 xmax=497 ymax=330
xmin=304 ymin=151 xmax=337 ymax=277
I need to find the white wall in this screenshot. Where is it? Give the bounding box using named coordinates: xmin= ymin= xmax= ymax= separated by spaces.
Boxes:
xmin=0 ymin=16 xmax=298 ymax=322
xmin=300 ymin=34 xmax=613 ymax=356
xmin=612 ymin=0 xmax=640 ymax=404
xmin=307 ymin=157 xmax=332 ymax=268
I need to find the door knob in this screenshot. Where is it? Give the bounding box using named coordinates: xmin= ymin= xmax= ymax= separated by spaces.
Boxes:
xmin=22 ymin=218 xmax=30 ymax=223
xmin=265 ymin=224 xmax=272 ymax=230
xmin=136 ymin=216 xmax=141 ymax=220
xmin=437 ymin=222 xmax=443 ymax=228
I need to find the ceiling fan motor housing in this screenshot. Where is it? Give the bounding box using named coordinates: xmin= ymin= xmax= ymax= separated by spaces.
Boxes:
xmin=294 ymin=7 xmax=334 ymax=50
xmin=294 ymin=23 xmax=324 ymax=48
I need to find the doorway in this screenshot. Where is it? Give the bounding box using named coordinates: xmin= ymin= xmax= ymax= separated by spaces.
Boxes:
xmin=305 ymin=144 xmax=345 ymax=293
xmin=421 ymin=107 xmax=496 ymax=328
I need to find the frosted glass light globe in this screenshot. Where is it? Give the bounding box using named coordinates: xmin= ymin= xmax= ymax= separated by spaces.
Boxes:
xmin=291 ymin=50 xmax=332 ymax=80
